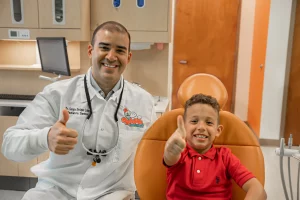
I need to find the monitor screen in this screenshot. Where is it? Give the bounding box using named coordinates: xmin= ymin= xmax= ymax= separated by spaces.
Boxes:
xmin=36 ymin=37 xmax=71 ymax=76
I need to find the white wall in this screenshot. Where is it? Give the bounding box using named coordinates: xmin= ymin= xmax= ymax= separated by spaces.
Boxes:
xmin=234 ymin=0 xmax=256 ymax=121
xmin=260 ymin=0 xmax=296 ymax=139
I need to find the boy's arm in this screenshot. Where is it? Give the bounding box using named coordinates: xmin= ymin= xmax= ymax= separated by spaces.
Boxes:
xmin=242 ymin=178 xmax=267 ymax=200
xmin=163 ymin=115 xmax=186 ymax=166
xmin=223 ymin=148 xmax=266 ymax=200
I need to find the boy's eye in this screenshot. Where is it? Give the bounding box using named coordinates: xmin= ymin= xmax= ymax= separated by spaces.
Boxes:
xmin=191 ymin=120 xmax=198 ymax=124
xmin=207 ymin=121 xmax=213 ymax=125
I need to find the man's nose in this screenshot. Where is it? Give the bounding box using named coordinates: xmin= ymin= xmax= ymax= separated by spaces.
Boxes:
xmin=106 ymin=50 xmax=117 ymax=61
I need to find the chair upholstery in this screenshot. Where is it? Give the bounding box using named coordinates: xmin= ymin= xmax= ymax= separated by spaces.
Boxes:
xmin=134 ymin=109 xmax=265 ymax=200
xmin=177 ymin=73 xmax=228 ymax=109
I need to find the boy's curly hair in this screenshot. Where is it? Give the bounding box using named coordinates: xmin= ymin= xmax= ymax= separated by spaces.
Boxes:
xmin=183 ymin=93 xmax=220 ymax=123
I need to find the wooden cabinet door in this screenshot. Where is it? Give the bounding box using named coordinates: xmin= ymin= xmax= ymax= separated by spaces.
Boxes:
xmin=0 ymin=0 xmax=39 ymax=28
xmin=284 ymin=1 xmax=300 ymax=145
xmin=91 ymin=0 xmax=169 ymax=32
xmin=172 ymin=0 xmax=241 ymax=111
xmin=0 ymin=116 xmax=38 ymax=177
xmin=38 ymin=0 xmax=81 ymax=29
xmin=0 ymin=116 xmax=19 ymax=176
xmin=37 ymin=151 xmax=50 ymax=163
xmin=19 ymin=159 xmax=37 ymax=177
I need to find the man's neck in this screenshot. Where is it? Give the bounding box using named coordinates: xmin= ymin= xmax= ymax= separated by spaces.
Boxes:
xmin=97 ymin=79 xmax=119 ymax=96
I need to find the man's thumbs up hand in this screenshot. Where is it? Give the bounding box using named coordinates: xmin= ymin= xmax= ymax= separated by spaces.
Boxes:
xmin=59 ymin=108 xmax=69 ymax=125
xmin=48 ymin=109 xmax=78 ymax=155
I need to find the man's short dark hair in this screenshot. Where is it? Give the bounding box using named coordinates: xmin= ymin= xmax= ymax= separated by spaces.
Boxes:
xmin=91 ymin=21 xmax=131 ymax=52
xmin=183 ymin=93 xmax=220 ymax=123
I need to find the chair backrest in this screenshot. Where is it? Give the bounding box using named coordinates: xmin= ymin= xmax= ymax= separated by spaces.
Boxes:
xmin=134 ymin=109 xmax=265 ymax=200
xmin=177 ymin=73 xmax=228 ymax=109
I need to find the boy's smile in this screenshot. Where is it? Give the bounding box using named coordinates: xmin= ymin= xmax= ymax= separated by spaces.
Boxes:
xmin=184 ymin=103 xmax=223 ymax=154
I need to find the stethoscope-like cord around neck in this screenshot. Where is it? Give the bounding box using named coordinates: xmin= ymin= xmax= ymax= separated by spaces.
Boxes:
xmin=84 ymin=75 xmax=93 ymax=120
xmin=83 ymin=74 xmax=125 ymax=122
xmin=82 ymin=74 xmax=125 ymax=157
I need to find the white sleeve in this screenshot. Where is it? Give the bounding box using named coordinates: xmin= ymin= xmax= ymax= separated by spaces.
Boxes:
xmin=1 ymin=87 xmax=58 ymax=162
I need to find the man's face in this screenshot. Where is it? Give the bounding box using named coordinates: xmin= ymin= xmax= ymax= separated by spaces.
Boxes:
xmin=88 ymin=29 xmax=132 ymax=86
xmin=185 ymin=103 xmax=223 ymax=154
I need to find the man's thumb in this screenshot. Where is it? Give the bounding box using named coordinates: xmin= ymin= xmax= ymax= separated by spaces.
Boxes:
xmin=59 ymin=108 xmax=69 ymax=125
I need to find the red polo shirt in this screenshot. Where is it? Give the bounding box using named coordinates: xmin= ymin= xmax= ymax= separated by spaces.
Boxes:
xmin=163 ymin=145 xmax=255 ymax=200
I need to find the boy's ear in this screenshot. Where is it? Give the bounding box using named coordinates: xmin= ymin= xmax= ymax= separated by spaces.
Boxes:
xmin=216 ymin=125 xmax=224 ymax=138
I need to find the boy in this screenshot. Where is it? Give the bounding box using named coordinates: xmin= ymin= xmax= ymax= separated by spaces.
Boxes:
xmin=163 ymin=94 xmax=267 ymax=200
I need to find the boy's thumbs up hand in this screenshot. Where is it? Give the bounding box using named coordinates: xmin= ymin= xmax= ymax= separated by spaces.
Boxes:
xmin=47 ymin=109 xmax=78 ymax=155
xmin=165 ymin=115 xmax=187 ymax=157
xmin=176 ymin=115 xmax=186 ymax=139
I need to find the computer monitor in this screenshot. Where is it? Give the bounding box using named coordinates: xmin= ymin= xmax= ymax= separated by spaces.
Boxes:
xmin=36 ymin=37 xmax=71 ymax=76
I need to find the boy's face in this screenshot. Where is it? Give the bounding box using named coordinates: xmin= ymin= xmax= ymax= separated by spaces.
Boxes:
xmin=184 ymin=103 xmax=223 ymax=154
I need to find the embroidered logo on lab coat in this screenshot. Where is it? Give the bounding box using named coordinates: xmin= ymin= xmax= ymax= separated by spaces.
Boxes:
xmin=121 ymin=108 xmax=144 ymax=128
xmin=65 ymin=107 xmax=90 ymax=116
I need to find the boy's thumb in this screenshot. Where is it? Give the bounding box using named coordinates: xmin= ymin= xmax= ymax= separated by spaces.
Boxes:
xmin=59 ymin=108 xmax=69 ymax=125
xmin=177 ymin=115 xmax=186 ymax=138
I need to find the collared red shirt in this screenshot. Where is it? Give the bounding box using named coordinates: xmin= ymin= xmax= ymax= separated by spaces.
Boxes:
xmin=163 ymin=144 xmax=255 ymax=200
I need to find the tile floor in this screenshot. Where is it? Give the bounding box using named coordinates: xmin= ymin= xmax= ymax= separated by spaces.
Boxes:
xmin=0 ymin=146 xmax=299 ymax=200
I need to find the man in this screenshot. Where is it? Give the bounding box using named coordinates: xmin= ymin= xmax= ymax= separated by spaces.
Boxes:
xmin=2 ymin=21 xmax=156 ymax=200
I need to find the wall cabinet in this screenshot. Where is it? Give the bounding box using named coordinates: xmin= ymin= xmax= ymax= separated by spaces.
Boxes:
xmin=0 ymin=0 xmax=39 ymax=28
xmin=38 ymin=0 xmax=81 ymax=29
xmin=0 ymin=0 xmax=90 ymax=41
xmin=91 ymin=0 xmax=172 ymax=43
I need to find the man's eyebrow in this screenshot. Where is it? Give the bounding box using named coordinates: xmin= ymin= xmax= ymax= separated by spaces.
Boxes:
xmin=98 ymin=43 xmax=127 ymax=50
xmin=98 ymin=42 xmax=110 ymax=46
xmin=116 ymin=45 xmax=127 ymax=50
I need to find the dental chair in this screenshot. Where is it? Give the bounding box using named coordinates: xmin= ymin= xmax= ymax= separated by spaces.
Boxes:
xmin=134 ymin=73 xmax=265 ymax=200
xmin=177 ymin=73 xmax=228 ymax=109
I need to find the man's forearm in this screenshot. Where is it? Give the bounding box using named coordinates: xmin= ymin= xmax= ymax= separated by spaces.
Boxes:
xmin=2 ymin=127 xmax=49 ymax=162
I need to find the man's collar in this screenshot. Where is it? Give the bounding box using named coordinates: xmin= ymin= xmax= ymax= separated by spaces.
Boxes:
xmin=80 ymin=67 xmax=125 ymax=103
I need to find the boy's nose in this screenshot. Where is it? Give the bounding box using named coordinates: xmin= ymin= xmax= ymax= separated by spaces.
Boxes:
xmin=197 ymin=121 xmax=206 ymax=130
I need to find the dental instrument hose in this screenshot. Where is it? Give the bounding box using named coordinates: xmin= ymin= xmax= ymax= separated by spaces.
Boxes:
xmin=280 ymin=138 xmax=290 ymax=200
xmin=288 ymin=134 xmax=294 ymax=200
xmin=297 ymin=161 xmax=299 ymax=200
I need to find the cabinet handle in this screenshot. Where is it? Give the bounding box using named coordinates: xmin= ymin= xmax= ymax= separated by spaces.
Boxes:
xmin=137 ymin=0 xmax=145 ymax=8
xmin=179 ymin=60 xmax=188 ymax=64
xmin=11 ymin=0 xmax=23 ymax=24
xmin=113 ymin=0 xmax=121 ymax=8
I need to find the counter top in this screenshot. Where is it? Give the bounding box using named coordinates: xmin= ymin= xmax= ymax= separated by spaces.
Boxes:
xmin=153 ymin=96 xmax=169 ymax=113
xmin=0 ymin=64 xmax=80 ymax=72
xmin=0 ymin=99 xmax=32 ymax=107
xmin=0 ymin=96 xmax=170 ymax=113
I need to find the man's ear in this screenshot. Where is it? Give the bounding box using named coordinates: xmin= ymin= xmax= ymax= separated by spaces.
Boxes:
xmin=216 ymin=125 xmax=224 ymax=138
xmin=87 ymin=44 xmax=93 ymax=58
xmin=127 ymin=52 xmax=132 ymax=64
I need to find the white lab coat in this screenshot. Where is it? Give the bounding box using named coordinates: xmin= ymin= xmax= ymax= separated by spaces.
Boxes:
xmin=2 ymin=68 xmax=156 ymax=200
